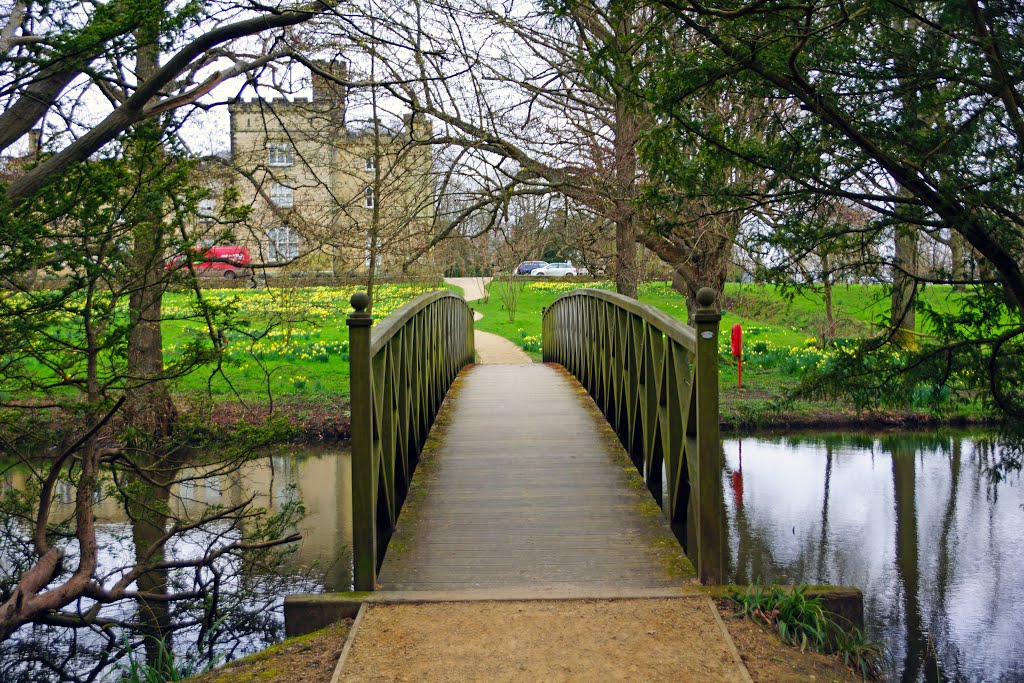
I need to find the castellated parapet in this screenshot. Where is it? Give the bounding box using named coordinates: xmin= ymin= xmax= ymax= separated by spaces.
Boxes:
xmin=210 ymin=60 xmax=433 ymax=276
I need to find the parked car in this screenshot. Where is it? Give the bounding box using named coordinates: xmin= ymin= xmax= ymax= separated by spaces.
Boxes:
xmin=530 ymin=262 xmax=578 ymax=277
xmin=168 ymin=245 xmax=252 ymax=279
xmin=514 ymin=260 xmax=548 ymax=275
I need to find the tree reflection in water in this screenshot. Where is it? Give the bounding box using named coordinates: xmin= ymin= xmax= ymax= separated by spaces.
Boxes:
xmin=724 ymin=432 xmax=1024 ymax=683
xmin=0 ymin=447 xmax=353 ymax=682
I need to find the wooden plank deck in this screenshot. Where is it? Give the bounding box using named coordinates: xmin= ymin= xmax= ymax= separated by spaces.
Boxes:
xmin=376 ymin=363 xmax=694 ymax=592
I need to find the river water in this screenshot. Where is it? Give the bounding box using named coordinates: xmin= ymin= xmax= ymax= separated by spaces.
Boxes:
xmin=723 ymin=432 xmax=1024 ymax=683
xmin=2 ymin=434 xmax=1021 ymax=682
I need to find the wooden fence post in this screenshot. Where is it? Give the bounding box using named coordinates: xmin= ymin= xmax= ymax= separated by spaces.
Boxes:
xmin=693 ymin=287 xmax=725 ymax=584
xmin=347 ymin=291 xmax=376 ymax=591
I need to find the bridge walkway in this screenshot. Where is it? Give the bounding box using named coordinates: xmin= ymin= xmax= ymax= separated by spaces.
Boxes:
xmin=376 ymin=361 xmax=694 ymax=593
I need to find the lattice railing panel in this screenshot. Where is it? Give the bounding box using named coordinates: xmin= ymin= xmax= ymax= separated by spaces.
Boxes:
xmin=543 ymin=287 xmax=724 ymax=583
xmin=348 ymin=290 xmax=475 ymax=590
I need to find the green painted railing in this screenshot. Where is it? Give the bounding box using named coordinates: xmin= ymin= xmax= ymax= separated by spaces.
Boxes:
xmin=542 ymin=287 xmax=725 ymax=583
xmin=346 ymin=290 xmax=475 ymax=590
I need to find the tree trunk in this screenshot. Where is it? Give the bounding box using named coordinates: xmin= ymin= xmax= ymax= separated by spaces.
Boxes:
xmin=823 ymin=278 xmax=836 ymax=340
xmin=124 ymin=3 xmax=176 ymax=440
xmin=891 ymin=223 xmax=919 ymax=349
xmin=614 ymin=216 xmax=637 ymax=298
xmin=125 ymin=8 xmax=176 ymax=662
xmin=652 ymin=215 xmax=734 ymax=322
xmin=822 ymin=254 xmax=836 ymax=341
xmin=949 ymin=231 xmax=965 ymax=291
xmin=125 ymin=213 xmax=177 ymax=438
xmin=611 ymin=26 xmax=639 ymax=300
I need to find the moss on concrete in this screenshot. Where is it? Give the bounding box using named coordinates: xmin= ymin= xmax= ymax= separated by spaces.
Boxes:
xmin=188 ymin=621 xmax=349 ymax=683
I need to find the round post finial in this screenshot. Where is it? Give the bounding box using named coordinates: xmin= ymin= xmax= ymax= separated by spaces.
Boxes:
xmin=347 ymin=292 xmax=372 ymax=328
xmin=696 ymin=287 xmax=717 ymax=309
xmin=350 ymin=291 xmax=371 ymax=313
xmin=694 ymin=287 xmax=721 ymax=323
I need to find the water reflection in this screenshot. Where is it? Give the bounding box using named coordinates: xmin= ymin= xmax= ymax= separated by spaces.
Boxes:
xmin=8 ymin=434 xmax=1020 ymax=681
xmin=725 ymin=433 xmax=1024 ymax=683
xmin=3 ymin=446 xmax=353 ymax=592
xmin=0 ymin=446 xmax=353 ymax=680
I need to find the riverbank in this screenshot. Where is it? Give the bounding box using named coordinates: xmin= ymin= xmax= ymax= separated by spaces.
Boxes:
xmin=2 ymin=279 xmax=1001 ymax=455
xmin=473 ymin=279 xmax=1000 ymax=430
xmin=169 ymin=388 xmax=998 ymax=447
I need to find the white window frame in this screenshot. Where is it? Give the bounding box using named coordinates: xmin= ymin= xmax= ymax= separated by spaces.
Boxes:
xmin=198 ymin=198 xmax=215 ymax=221
xmin=364 ymin=185 xmax=375 ymax=209
xmin=270 ymin=182 xmax=294 ymax=208
xmin=267 ymin=226 xmax=299 ymax=261
xmin=364 ymin=155 xmax=376 ymax=171
xmin=267 ymin=142 xmax=294 ymax=167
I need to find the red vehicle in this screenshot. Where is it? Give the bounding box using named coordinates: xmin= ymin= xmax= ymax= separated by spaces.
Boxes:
xmin=169 ymin=245 xmax=251 ymax=279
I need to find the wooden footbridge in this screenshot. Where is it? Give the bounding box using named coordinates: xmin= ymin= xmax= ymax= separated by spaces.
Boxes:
xmin=344 ymin=286 xmax=726 ymax=594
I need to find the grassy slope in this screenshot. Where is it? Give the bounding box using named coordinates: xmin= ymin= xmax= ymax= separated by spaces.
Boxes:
xmin=473 ymin=279 xmax=987 ymax=426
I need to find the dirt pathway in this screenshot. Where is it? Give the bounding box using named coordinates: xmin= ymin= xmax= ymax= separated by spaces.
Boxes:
xmin=339 ymin=598 xmax=750 ymax=682
xmin=474 ymin=331 xmax=531 ymax=364
xmin=443 ymin=276 xmax=491 ymax=302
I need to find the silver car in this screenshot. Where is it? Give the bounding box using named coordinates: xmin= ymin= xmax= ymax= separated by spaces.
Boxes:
xmin=530 ymin=262 xmax=578 ymax=277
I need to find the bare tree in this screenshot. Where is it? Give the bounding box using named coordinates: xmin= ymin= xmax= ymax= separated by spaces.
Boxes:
xmin=307 ymin=0 xmax=778 ymax=313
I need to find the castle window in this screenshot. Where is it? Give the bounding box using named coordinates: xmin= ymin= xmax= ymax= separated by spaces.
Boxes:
xmin=364 ymin=186 xmax=374 ymax=209
xmin=364 ymin=155 xmax=376 ymax=171
xmin=267 ymin=142 xmax=294 ymax=167
xmin=267 ymin=226 xmax=299 ymax=261
xmin=270 ymin=182 xmax=293 ymax=208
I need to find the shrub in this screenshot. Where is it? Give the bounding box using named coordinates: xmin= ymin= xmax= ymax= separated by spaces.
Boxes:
xmin=732 ymin=584 xmax=887 ymax=680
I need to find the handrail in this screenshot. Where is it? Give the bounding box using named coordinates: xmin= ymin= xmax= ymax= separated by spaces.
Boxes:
xmin=370 ymin=290 xmax=458 ymax=357
xmin=549 ymin=288 xmax=699 ymax=352
xmin=347 ymin=289 xmax=475 ymax=590
xmin=542 ymin=286 xmax=725 ymax=583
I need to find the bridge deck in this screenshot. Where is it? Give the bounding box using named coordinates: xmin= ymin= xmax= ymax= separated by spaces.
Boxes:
xmin=377 ymin=363 xmax=694 ymax=592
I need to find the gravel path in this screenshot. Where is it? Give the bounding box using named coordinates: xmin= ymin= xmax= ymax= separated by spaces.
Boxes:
xmin=339 ymin=598 xmax=749 ymax=682
xmin=474 ymin=331 xmax=531 ymax=364
xmin=443 ymin=276 xmax=491 ymax=302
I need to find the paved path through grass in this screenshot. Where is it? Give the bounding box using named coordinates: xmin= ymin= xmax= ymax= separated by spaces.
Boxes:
xmin=445 ymin=276 xmax=532 ymax=364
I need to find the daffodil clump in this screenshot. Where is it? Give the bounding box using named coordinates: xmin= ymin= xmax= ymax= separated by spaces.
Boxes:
xmin=525 ymin=280 xmax=611 ymax=295
xmin=517 ymin=329 xmax=543 ymax=353
xmin=725 ymin=336 xmax=854 ymax=376
xmin=164 ymin=284 xmax=435 ymax=325
xmin=162 ymin=284 xmax=436 ymax=397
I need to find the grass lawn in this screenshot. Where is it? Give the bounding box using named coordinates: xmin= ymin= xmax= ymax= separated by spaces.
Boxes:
xmin=472 ymin=279 xmax=989 ymax=426
xmin=160 ymin=283 xmax=437 ymax=402
xmin=6 ymin=278 xmax=987 ymax=429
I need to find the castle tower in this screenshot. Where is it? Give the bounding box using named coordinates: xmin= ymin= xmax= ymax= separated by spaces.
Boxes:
xmin=311 ymin=59 xmax=348 ymax=122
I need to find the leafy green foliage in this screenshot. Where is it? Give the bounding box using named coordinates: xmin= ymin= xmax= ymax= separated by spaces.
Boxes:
xmin=732 ymin=584 xmax=887 ymax=680
xmin=620 ymin=0 xmax=1024 ymax=419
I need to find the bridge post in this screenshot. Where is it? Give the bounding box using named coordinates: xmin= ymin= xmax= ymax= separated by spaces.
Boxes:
xmin=347 ymin=292 xmax=377 ymax=591
xmin=693 ymin=287 xmax=725 ymax=584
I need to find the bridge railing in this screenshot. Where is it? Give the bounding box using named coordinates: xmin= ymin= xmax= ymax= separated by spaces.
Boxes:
xmin=543 ymin=286 xmax=725 ymax=583
xmin=347 ymin=290 xmax=475 ymax=590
